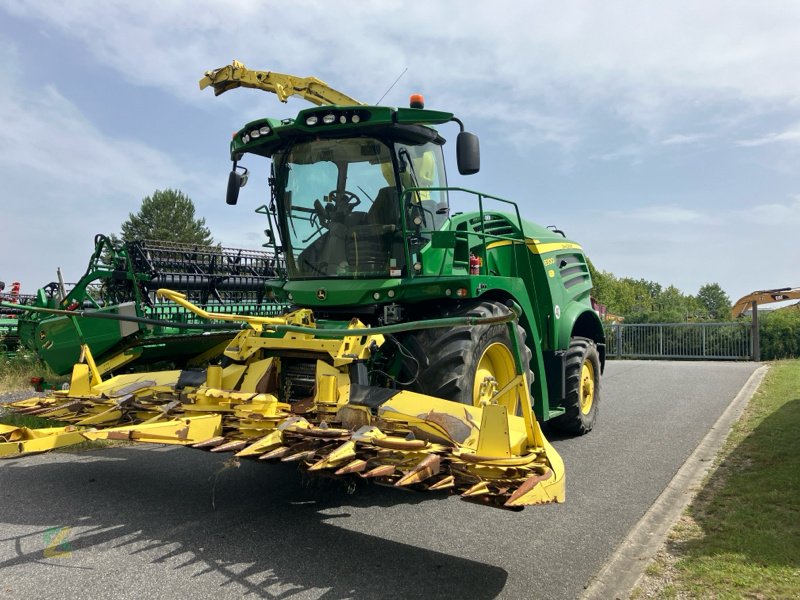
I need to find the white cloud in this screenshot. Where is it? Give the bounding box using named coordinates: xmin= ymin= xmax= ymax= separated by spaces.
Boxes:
xmin=737 ymin=126 xmax=800 ymax=147
xmin=1 ymin=1 xmax=799 ymax=303
xmin=624 ymin=205 xmax=708 ymax=225
xmin=660 ymin=133 xmax=710 ymax=146
xmin=0 ymin=86 xmax=192 ymax=201
xmin=744 ymin=195 xmax=800 ymax=225
xmin=4 ymin=1 xmax=800 ymax=146
xmin=0 ymin=45 xmax=200 ymax=291
xmin=594 ymin=144 xmax=645 ymax=163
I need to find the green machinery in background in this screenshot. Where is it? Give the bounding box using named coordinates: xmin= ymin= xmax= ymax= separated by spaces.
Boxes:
xmin=13 ymin=231 xmax=286 ymax=375
xmin=0 ymin=282 xmax=34 ymax=355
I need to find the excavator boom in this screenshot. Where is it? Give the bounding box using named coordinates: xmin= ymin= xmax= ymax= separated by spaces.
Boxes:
xmin=731 ymin=287 xmax=800 ymax=317
xmin=200 ymin=60 xmax=363 ymax=106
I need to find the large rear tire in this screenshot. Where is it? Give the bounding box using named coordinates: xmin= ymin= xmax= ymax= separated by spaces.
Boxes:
xmin=549 ymin=336 xmax=600 ymax=435
xmin=398 ymin=301 xmax=533 ymax=407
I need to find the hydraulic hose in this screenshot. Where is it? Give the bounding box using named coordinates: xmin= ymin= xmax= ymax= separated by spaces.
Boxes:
xmin=0 ymin=302 xmax=246 ymax=331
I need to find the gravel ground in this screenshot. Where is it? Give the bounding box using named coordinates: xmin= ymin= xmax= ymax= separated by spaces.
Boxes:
xmin=0 ymin=389 xmax=44 ymax=405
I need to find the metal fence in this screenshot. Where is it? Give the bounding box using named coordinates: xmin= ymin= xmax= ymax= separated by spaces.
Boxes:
xmin=605 ymin=322 xmax=753 ymax=360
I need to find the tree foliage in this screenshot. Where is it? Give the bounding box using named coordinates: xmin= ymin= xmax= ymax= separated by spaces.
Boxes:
xmin=588 ymin=259 xmax=730 ymax=323
xmin=120 ymin=189 xmax=213 ymax=245
xmin=589 ymin=260 xmax=800 ymax=358
xmin=696 ymin=283 xmax=732 ymax=320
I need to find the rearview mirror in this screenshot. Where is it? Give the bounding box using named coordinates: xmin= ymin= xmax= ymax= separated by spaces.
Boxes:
xmin=456 ymin=131 xmax=480 ymax=175
xmin=226 ymin=169 xmax=248 ymax=205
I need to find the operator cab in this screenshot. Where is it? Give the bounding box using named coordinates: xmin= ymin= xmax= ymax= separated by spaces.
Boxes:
xmin=273 ymin=136 xmax=448 ymax=279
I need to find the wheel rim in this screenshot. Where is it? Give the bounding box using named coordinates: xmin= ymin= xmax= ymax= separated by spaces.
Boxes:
xmin=473 ymin=342 xmax=517 ymax=406
xmin=580 ymin=360 xmax=595 ymax=415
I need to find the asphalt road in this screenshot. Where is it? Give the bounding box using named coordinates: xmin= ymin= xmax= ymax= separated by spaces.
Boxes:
xmin=0 ymin=360 xmax=759 ymax=599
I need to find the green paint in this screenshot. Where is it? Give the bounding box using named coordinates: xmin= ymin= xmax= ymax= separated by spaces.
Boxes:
xmin=230 ymin=105 xmax=605 ymax=421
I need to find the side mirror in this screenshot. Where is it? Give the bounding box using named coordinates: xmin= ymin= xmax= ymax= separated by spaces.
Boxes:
xmin=456 ymin=131 xmax=480 ymax=175
xmin=226 ymin=169 xmax=248 ymax=205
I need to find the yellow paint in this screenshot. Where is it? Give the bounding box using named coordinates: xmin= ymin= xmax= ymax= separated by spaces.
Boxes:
xmin=235 ymin=430 xmax=283 ymax=457
xmin=200 ymin=60 xmax=363 ymax=107
xmin=82 ymin=414 xmax=222 ymax=445
xmin=96 ymin=347 xmax=142 ymax=376
xmin=0 ymin=426 xmax=85 ymax=457
xmin=314 ymin=360 xmax=349 ymax=404
xmin=485 ymin=238 xmax=583 ymax=255
xmin=473 ymin=342 xmax=517 ymax=409
xmin=580 ymin=360 xmax=595 ymax=415
xmin=221 ymin=364 xmax=247 ymax=390
xmin=92 ymin=370 xmax=182 ymax=396
xmin=239 ymin=357 xmax=274 ymax=391
xmin=475 ymin=404 xmax=511 ymax=458
xmin=76 ymin=407 xmax=123 ymax=426
xmin=67 ymin=363 xmax=92 ymax=396
xmin=527 ymin=240 xmax=582 ymax=254
xmin=206 ymin=365 xmax=223 ymax=388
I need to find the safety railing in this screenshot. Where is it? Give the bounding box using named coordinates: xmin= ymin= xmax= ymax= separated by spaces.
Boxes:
xmin=401 ymin=186 xmax=532 ymax=279
xmin=605 ymin=322 xmax=753 ymax=361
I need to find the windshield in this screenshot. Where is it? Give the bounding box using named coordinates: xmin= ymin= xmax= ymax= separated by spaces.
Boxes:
xmin=274 ymin=137 xmax=447 ymax=279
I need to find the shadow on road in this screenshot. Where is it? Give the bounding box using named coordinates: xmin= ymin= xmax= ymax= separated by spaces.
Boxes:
xmin=0 ymin=446 xmax=508 ymax=598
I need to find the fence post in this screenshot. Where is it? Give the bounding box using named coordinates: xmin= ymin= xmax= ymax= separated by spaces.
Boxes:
xmin=616 ymin=323 xmax=623 ymax=358
xmin=702 ymin=326 xmax=707 ymax=358
xmin=751 ymin=301 xmax=760 ymax=361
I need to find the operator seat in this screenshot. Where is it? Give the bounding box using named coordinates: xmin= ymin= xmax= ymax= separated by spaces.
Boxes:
xmin=367 ymin=186 xmax=400 ymax=225
xmin=344 ymin=186 xmax=401 ymax=273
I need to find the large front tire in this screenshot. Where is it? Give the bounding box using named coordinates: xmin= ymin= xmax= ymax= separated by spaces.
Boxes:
xmin=398 ymin=301 xmax=533 ymax=407
xmin=549 ymin=336 xmax=600 ymax=435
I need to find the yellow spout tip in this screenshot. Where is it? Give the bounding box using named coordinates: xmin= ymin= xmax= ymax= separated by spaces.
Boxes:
xmin=462 ymin=481 xmax=491 ymax=497
xmin=334 ymin=459 xmax=367 ymax=475
xmin=428 ymin=475 xmax=455 ymax=491
xmin=503 ymin=470 xmax=566 ymax=507
xmin=361 ymin=464 xmax=395 ymax=478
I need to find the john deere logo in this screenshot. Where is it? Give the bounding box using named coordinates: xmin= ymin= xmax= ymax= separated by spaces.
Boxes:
xmin=316 ymin=288 xmax=327 ymax=300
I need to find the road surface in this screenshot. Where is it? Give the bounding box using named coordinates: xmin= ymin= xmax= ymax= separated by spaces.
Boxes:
xmin=0 ymin=360 xmax=759 ymax=599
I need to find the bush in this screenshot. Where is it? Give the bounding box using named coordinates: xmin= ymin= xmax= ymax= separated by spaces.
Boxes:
xmin=760 ymin=308 xmax=800 ymax=360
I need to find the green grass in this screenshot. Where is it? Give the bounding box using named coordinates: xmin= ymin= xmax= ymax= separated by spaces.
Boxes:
xmin=0 ymin=409 xmax=64 ymax=429
xmin=0 ymin=350 xmax=67 ymax=393
xmin=656 ymin=360 xmax=800 ymax=598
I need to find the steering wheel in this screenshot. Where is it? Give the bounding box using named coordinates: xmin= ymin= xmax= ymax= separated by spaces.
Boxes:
xmin=314 ymin=190 xmax=361 ymax=228
xmin=329 ymin=189 xmax=361 ymax=211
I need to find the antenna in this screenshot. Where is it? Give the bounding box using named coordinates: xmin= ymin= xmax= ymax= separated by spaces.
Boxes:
xmin=375 ymin=67 xmax=408 ymax=105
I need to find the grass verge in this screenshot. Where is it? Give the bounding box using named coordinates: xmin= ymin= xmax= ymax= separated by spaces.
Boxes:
xmin=634 ymin=360 xmax=800 ymax=599
xmin=0 ymin=350 xmax=67 ymax=393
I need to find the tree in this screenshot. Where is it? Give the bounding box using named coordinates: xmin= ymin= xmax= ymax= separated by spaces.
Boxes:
xmin=120 ymin=189 xmax=213 ymax=245
xmin=696 ymin=283 xmax=732 ymax=320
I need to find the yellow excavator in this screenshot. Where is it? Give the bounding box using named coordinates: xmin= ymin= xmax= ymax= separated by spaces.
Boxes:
xmin=731 ymin=287 xmax=800 ymax=318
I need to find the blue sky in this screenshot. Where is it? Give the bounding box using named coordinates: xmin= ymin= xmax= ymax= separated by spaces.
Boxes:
xmin=1 ymin=1 xmax=798 ymax=305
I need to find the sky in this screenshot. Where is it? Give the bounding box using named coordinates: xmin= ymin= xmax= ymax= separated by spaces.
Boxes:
xmin=0 ymin=0 xmax=798 ymax=304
